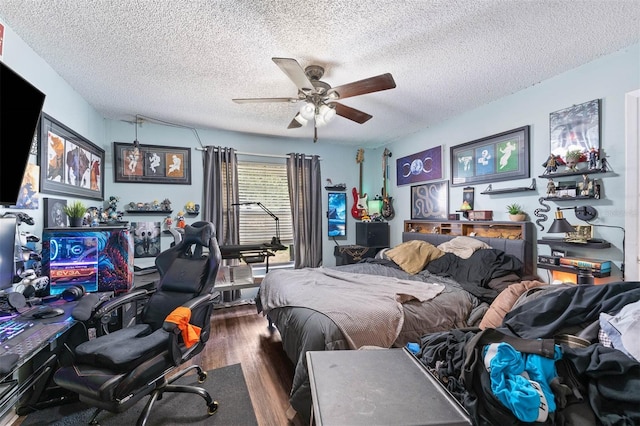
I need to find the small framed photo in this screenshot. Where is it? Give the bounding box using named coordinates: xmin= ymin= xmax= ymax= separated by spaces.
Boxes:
xmin=43 ymin=198 xmax=68 ymax=228
xmin=410 ymin=180 xmax=449 ymax=220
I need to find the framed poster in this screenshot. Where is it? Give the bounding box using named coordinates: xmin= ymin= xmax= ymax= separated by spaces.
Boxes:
xmin=43 ymin=198 xmax=68 ymax=227
xmin=130 ymin=221 xmax=162 ymax=258
xmin=450 ymin=126 xmax=530 ymax=187
xmin=550 ymin=99 xmax=600 ymax=160
xmin=113 ymin=142 xmax=191 ymax=184
xmin=410 ymin=180 xmax=449 ymax=220
xmin=396 ymin=146 xmax=442 ymax=186
xmin=38 ymin=113 xmax=105 ymax=201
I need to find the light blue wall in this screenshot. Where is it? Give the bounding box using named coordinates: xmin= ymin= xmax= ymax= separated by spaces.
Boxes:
xmin=371 ymin=43 xmax=639 ymax=280
xmin=2 ymin=16 xmax=638 ymax=275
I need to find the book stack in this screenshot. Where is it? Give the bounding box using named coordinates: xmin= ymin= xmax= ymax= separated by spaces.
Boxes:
xmin=558 ymin=257 xmax=611 ymax=276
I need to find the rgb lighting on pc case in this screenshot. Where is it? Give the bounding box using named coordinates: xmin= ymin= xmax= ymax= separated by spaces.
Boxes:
xmin=41 ymin=227 xmax=134 ymax=297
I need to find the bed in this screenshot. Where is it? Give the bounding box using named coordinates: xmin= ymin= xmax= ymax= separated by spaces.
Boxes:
xmin=256 ymin=230 xmax=536 ymax=423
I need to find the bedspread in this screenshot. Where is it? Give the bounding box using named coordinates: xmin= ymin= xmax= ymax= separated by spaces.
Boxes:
xmin=260 ymin=267 xmax=444 ymax=349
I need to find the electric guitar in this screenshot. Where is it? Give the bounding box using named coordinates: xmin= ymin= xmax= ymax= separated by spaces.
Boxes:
xmin=381 ymin=148 xmax=395 ymax=219
xmin=351 ymin=148 xmax=368 ymax=219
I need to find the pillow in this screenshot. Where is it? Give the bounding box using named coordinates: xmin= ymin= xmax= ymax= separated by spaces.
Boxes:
xmin=437 ymin=236 xmax=491 ymax=259
xmin=479 ymin=280 xmax=548 ymax=330
xmin=384 ymin=240 xmax=445 ymax=274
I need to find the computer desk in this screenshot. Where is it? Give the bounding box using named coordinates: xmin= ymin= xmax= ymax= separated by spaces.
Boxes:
xmin=0 ymin=300 xmax=83 ymax=421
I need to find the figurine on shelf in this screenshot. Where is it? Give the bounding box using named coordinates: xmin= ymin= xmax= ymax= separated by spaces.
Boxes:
xmin=542 ymin=153 xmax=561 ymax=175
xmin=163 ymin=215 xmax=173 ymax=231
xmin=581 ymin=174 xmax=591 ymax=196
xmin=546 ymin=179 xmax=556 ymax=197
xmin=185 ymin=201 xmax=200 ymax=215
xmin=104 ymin=196 xmax=120 ymax=222
xmin=588 ymin=147 xmax=599 ymax=170
xmin=176 ymin=211 xmax=186 ymax=229
xmin=161 ymin=198 xmax=172 ymax=212
xmin=460 ymin=200 xmax=472 ymax=211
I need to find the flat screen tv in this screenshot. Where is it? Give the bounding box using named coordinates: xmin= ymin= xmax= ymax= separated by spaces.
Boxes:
xmin=328 ymin=192 xmax=347 ymax=238
xmin=0 ymin=62 xmax=46 ymax=206
xmin=41 ymin=226 xmax=134 ymax=296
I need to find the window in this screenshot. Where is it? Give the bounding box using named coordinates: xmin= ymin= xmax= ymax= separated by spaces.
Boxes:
xmin=237 ymin=161 xmax=293 ymax=264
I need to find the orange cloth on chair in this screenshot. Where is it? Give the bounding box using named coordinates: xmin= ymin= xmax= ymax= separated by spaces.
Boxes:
xmin=165 ymin=306 xmax=201 ymax=348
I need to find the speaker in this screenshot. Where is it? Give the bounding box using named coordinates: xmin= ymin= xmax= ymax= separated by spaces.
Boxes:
xmin=61 ymin=285 xmax=85 ymax=302
xmin=356 ymin=222 xmax=390 ymax=247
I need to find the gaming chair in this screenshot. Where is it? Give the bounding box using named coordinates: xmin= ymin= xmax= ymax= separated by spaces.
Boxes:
xmin=53 ymin=221 xmax=221 ymax=425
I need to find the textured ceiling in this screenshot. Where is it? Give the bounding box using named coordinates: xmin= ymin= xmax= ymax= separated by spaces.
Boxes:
xmin=1 ymin=1 xmax=639 ymax=147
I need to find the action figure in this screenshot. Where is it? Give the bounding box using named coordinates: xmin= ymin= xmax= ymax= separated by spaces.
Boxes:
xmin=542 ymin=154 xmax=559 ymax=174
xmin=588 ymin=147 xmax=599 ymax=170
xmin=546 ymin=179 xmax=556 ymax=197
xmin=581 ymin=174 xmax=591 ymax=196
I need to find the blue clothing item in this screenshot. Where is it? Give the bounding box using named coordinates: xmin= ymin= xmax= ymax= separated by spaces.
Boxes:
xmin=406 ymin=342 xmax=420 ymax=354
xmin=483 ymin=342 xmax=562 ymax=423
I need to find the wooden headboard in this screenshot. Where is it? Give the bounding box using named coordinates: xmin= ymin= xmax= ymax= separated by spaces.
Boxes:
xmin=402 ymin=227 xmax=535 ymax=278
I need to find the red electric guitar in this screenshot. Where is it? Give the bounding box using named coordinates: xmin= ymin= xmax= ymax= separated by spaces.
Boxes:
xmin=351 ymin=149 xmax=368 ymax=219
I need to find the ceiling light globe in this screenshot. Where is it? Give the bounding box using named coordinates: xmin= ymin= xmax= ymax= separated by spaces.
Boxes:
xmin=294 ymin=114 xmax=308 ymax=126
xmin=320 ymin=105 xmax=336 ymax=122
xmin=300 ymin=102 xmax=316 ymax=121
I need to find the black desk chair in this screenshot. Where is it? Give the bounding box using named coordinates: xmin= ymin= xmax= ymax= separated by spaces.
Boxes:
xmin=54 ymin=221 xmax=221 ymax=426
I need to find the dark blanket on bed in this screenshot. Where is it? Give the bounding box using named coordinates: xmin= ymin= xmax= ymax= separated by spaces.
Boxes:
xmin=426 ymin=249 xmax=523 ymax=303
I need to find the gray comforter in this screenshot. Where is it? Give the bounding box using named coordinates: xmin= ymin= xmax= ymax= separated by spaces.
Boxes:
xmin=256 ymin=260 xmax=487 ymax=423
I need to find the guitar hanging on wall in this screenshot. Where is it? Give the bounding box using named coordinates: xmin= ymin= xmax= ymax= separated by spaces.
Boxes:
xmin=381 ymin=148 xmax=395 ymax=219
xmin=351 ymin=148 xmax=368 ymax=219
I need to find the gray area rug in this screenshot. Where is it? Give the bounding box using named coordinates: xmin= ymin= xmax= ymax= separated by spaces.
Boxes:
xmin=21 ymin=363 xmax=258 ymax=426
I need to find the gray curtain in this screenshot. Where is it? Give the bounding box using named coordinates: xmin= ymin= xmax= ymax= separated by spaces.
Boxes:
xmin=202 ymin=146 xmax=239 ymax=246
xmin=202 ymin=146 xmax=240 ymax=300
xmin=286 ymin=153 xmax=322 ymax=268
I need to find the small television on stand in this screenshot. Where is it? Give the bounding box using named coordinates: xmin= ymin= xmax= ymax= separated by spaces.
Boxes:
xmin=41 ymin=226 xmax=134 ymax=297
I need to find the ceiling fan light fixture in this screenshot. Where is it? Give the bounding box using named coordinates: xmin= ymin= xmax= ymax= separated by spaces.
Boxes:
xmin=300 ymin=102 xmax=316 ymax=121
xmin=319 ymin=104 xmax=336 ymax=122
xmin=294 ymin=113 xmax=308 ymax=126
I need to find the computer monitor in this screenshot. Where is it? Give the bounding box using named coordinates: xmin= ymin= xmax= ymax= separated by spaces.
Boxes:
xmin=0 ymin=217 xmax=19 ymax=291
xmin=41 ymin=226 xmax=134 ymax=296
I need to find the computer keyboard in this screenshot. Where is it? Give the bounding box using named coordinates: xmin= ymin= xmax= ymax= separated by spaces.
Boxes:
xmin=0 ymin=319 xmax=34 ymax=343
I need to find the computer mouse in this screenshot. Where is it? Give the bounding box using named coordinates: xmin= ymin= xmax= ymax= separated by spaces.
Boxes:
xmin=31 ymin=306 xmax=65 ymax=319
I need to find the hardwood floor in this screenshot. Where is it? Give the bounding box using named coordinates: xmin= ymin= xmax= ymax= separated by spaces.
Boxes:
xmin=10 ymin=303 xmax=300 ymax=426
xmin=199 ymin=303 xmax=300 ymax=426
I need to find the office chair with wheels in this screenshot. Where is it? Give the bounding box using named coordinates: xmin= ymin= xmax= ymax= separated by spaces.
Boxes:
xmin=53 ymin=221 xmax=221 ymax=426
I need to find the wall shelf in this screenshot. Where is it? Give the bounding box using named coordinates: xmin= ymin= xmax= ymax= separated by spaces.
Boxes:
xmin=481 ymin=178 xmax=536 ymax=195
xmin=543 ymin=195 xmax=595 ymax=201
xmin=536 ymin=263 xmax=611 ymax=278
xmin=125 ymin=210 xmax=173 ymax=215
xmin=538 ymin=168 xmax=607 ymax=179
xmin=537 ymin=238 xmax=611 ymax=249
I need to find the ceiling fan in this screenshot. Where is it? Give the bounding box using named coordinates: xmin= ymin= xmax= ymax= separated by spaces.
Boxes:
xmin=232 ymin=57 xmax=396 ymax=142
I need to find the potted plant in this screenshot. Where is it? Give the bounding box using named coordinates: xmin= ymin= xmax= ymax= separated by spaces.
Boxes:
xmin=63 ymin=201 xmax=87 ymax=227
xmin=506 ymin=203 xmax=526 ymax=221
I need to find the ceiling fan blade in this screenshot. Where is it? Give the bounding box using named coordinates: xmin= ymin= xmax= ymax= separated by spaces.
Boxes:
xmin=232 ymin=97 xmax=298 ymax=104
xmin=328 ymin=73 xmax=396 ymax=100
xmin=333 ymin=102 xmax=373 ymax=124
xmin=287 ymin=116 xmax=303 ymax=129
xmin=272 ymin=57 xmax=316 ymax=94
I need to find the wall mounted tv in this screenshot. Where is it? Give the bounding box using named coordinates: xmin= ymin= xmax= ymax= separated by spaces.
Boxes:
xmin=0 ymin=62 xmax=46 ymax=206
xmin=41 ymin=226 xmax=134 ymax=297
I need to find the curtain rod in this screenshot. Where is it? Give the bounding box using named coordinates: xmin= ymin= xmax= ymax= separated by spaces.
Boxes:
xmin=195 ymin=147 xmax=321 ymax=160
